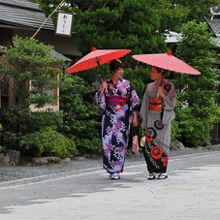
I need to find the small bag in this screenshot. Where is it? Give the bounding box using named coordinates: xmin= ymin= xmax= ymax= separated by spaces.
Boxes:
xmin=140 ymin=129 xmax=146 ymax=148
xmin=140 ymin=136 xmax=146 ymax=147
xmin=132 ymin=135 xmax=139 ymax=153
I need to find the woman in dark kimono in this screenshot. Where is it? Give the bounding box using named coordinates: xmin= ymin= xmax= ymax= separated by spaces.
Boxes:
xmin=95 ymin=59 xmax=140 ymax=180
xmin=140 ymin=66 xmax=176 ymax=180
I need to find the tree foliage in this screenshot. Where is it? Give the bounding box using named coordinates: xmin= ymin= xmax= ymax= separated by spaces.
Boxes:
xmin=0 ymin=37 xmax=78 ymax=158
xmin=59 ymin=73 xmax=102 ymax=154
xmin=29 ymin=0 xmax=220 ymax=150
xmin=174 ymin=20 xmax=220 ymax=146
xmin=33 ymin=0 xmax=218 ymax=36
xmin=0 ymin=36 xmax=64 ymax=109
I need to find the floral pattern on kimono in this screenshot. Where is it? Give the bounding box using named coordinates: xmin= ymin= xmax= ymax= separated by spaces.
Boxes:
xmin=95 ymin=77 xmax=140 ymax=174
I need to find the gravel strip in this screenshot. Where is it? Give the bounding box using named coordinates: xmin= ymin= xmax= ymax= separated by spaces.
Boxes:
xmin=0 ymin=145 xmax=219 ymax=183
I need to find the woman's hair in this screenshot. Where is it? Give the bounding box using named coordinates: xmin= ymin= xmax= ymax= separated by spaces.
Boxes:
xmin=153 ymin=66 xmax=168 ymax=77
xmin=109 ymin=59 xmax=124 ymax=73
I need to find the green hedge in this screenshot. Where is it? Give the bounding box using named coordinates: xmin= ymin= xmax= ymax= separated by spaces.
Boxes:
xmin=19 ymin=128 xmax=78 ymax=158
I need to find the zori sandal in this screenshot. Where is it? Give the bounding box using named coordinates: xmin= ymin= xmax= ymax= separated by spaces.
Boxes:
xmin=157 ymin=173 xmax=168 ymax=179
xmin=147 ymin=173 xmax=156 ymax=180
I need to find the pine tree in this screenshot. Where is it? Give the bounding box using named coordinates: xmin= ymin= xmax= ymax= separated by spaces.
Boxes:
xmin=175 ymin=20 xmax=220 ymax=146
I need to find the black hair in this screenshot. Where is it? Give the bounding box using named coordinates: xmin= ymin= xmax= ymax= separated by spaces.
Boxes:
xmin=109 ymin=59 xmax=124 ymax=73
xmin=153 ymin=66 xmax=168 ymax=77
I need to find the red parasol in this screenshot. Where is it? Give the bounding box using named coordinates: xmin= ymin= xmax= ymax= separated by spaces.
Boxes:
xmin=66 ymin=47 xmax=131 ymax=73
xmin=132 ymin=51 xmax=200 ymax=75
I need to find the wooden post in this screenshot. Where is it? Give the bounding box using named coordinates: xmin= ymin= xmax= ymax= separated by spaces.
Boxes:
xmin=54 ymin=74 xmax=59 ymax=106
xmin=31 ymin=0 xmax=65 ymax=39
xmin=9 ymin=78 xmax=15 ymax=106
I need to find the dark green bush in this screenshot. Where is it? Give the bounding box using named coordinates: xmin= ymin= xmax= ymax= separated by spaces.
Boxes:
xmin=1 ymin=131 xmax=20 ymax=150
xmin=175 ymin=21 xmax=220 ymax=146
xmin=171 ymin=120 xmax=182 ymax=143
xmin=0 ymin=106 xmax=63 ymax=150
xmin=59 ymin=73 xmax=102 ymax=154
xmin=19 ymin=128 xmax=78 ymax=158
xmin=19 ymin=132 xmax=44 ymax=157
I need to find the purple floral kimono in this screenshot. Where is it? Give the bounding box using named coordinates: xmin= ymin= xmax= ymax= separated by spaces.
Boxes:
xmin=95 ymin=77 xmax=140 ymax=174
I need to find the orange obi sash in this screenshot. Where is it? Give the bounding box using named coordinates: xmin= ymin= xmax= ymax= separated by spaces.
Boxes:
xmin=149 ymin=97 xmax=162 ymax=111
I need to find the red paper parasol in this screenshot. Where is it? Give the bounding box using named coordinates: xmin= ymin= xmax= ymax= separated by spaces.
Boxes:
xmin=66 ymin=47 xmax=131 ymax=73
xmin=132 ymin=51 xmax=200 ymax=75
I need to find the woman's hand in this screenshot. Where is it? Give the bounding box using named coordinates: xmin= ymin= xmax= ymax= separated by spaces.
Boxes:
xmin=133 ymin=117 xmax=138 ymax=127
xmin=101 ymin=81 xmax=108 ymax=92
xmin=100 ymin=81 xmax=108 ymax=99
xmin=141 ymin=121 xmax=144 ymax=129
xmin=158 ymin=86 xmax=165 ymax=98
xmin=133 ymin=111 xmax=138 ymax=127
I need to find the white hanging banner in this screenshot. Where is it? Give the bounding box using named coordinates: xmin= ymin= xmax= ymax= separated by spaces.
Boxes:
xmin=56 ymin=12 xmax=73 ymax=36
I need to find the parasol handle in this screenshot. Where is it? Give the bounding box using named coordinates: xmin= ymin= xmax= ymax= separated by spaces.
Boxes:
xmin=160 ymin=77 xmax=163 ymax=86
xmin=96 ymin=57 xmax=100 ymax=66
xmin=157 ymin=78 xmax=163 ymax=97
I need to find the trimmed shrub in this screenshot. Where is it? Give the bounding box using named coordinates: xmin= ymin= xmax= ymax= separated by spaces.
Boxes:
xmin=19 ymin=128 xmax=78 ymax=158
xmin=171 ymin=120 xmax=182 ymax=143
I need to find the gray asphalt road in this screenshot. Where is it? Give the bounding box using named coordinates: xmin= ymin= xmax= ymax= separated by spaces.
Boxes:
xmin=0 ymin=149 xmax=220 ymax=220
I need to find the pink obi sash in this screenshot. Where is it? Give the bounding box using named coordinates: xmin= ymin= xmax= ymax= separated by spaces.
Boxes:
xmin=107 ymin=95 xmax=127 ymax=107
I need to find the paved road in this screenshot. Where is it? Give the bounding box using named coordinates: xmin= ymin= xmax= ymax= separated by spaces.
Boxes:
xmin=0 ymin=151 xmax=220 ymax=220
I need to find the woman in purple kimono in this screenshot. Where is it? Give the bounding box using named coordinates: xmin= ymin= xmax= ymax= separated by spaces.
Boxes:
xmin=95 ymin=59 xmax=140 ymax=180
xmin=140 ymin=66 xmax=176 ymax=180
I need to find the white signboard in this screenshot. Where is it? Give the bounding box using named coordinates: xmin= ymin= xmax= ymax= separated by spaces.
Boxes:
xmin=56 ymin=12 xmax=73 ymax=36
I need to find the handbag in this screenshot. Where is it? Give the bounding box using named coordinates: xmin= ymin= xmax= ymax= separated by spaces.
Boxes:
xmin=132 ymin=135 xmax=139 ymax=153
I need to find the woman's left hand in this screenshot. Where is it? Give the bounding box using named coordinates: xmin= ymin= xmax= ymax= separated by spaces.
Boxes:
xmin=133 ymin=111 xmax=138 ymax=127
xmin=133 ymin=117 xmax=138 ymax=127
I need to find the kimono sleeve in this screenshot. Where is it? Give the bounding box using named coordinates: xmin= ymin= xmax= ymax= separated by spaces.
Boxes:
xmin=128 ymin=83 xmax=140 ymax=112
xmin=139 ymin=86 xmax=149 ymax=129
xmin=163 ymin=82 xmax=176 ymax=110
xmin=162 ymin=82 xmax=176 ymax=124
xmin=95 ymin=86 xmax=107 ymax=111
